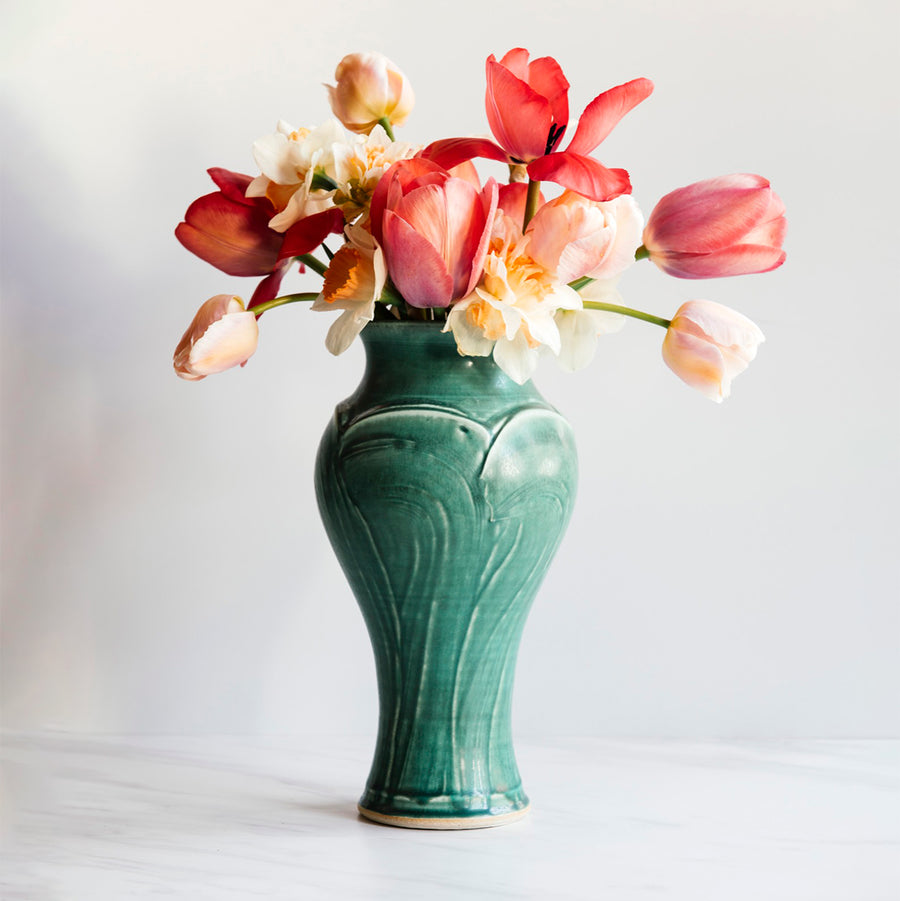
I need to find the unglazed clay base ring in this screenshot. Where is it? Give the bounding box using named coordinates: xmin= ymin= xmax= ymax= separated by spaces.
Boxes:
xmin=358 ymin=804 xmax=531 ymax=830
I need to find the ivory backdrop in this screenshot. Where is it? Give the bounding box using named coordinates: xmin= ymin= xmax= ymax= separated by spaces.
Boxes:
xmin=2 ymin=0 xmax=897 ymax=737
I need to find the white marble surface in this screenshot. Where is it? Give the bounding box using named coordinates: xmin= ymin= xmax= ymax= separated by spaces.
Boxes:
xmin=2 ymin=734 xmax=898 ymax=900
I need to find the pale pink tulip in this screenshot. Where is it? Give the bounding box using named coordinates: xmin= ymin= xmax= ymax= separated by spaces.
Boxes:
xmin=643 ymin=174 xmax=786 ymax=278
xmin=173 ymin=295 xmax=259 ymax=381
xmin=526 ymin=191 xmax=643 ymax=283
xmin=376 ymin=159 xmax=498 ymax=308
xmin=662 ymin=300 xmax=765 ymax=401
xmin=326 ymin=52 xmax=414 ymax=134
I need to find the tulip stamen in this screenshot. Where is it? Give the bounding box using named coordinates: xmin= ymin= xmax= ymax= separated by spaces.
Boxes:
xmin=545 ymin=124 xmax=566 ymax=156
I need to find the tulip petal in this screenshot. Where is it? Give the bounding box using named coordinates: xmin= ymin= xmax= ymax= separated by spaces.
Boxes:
xmin=486 ymin=57 xmax=553 ymax=161
xmin=527 ymin=55 xmax=570 ymax=130
xmin=662 ymin=328 xmax=728 ymax=401
xmin=651 ymin=245 xmax=786 ymax=279
xmin=673 ymin=300 xmax=765 ymax=360
xmin=465 ymin=179 xmax=499 ymax=296
xmin=566 ymin=78 xmax=654 ymax=155
xmin=276 ymin=208 xmax=345 ymax=261
xmin=370 ymin=157 xmax=449 ymax=245
xmin=382 ymin=210 xmax=454 ymax=308
xmin=207 ymin=168 xmax=254 ymax=205
xmin=176 ymin=191 xmax=282 ymax=277
xmin=498 ymin=182 xmax=541 ymax=225
xmin=497 ymin=48 xmax=530 ymax=81
xmin=419 ymin=137 xmax=510 ymax=172
xmin=644 ymin=175 xmax=774 ymax=253
xmin=187 ymin=312 xmax=257 ymax=376
xmin=527 ymin=153 xmax=631 ymax=201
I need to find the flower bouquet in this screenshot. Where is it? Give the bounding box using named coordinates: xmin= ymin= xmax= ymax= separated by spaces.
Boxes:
xmin=173 ymin=50 xmax=786 ymax=829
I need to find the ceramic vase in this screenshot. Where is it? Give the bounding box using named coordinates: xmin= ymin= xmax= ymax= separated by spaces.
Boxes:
xmin=315 ymin=320 xmax=577 ymax=829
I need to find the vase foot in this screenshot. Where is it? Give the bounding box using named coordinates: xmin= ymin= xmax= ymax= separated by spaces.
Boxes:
xmin=357 ymin=803 xmax=530 ymax=830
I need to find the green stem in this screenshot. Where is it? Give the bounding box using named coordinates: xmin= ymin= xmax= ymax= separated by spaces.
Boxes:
xmin=297 ymin=254 xmax=329 ymax=277
xmin=377 ymin=117 xmax=396 ymax=141
xmin=581 ymin=300 xmax=671 ymax=329
xmin=522 ymin=179 xmax=541 ymax=231
xmin=251 ymin=292 xmax=320 ymax=317
xmin=635 ymin=244 xmax=650 ymax=261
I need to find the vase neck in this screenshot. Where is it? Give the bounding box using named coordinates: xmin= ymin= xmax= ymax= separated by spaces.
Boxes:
xmin=354 ymin=321 xmax=543 ymax=412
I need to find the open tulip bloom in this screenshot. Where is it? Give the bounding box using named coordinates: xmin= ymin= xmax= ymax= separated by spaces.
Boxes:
xmin=174 ymin=49 xmax=786 ymax=401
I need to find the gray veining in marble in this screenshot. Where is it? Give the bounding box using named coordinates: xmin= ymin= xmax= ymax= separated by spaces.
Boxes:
xmin=2 ymin=734 xmax=898 ymax=900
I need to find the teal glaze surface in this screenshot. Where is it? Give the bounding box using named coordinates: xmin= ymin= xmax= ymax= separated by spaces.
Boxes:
xmin=315 ymin=321 xmax=578 ymax=825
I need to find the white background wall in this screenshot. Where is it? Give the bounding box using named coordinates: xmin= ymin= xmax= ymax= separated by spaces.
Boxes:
xmin=2 ymin=0 xmax=897 ymax=738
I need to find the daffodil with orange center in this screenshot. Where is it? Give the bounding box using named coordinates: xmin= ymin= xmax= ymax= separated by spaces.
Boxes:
xmin=446 ymin=212 xmax=581 ymax=384
xmin=311 ymin=224 xmax=387 ymax=355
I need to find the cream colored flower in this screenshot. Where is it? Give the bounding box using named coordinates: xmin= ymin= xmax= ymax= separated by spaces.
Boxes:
xmin=330 ymin=125 xmax=421 ymax=221
xmin=555 ymin=278 xmax=626 ymax=372
xmin=311 ymin=224 xmax=387 ymax=354
xmin=326 ymin=52 xmax=415 ymax=135
xmin=445 ymin=211 xmax=580 ymax=383
xmin=246 ymin=119 xmax=345 ymax=232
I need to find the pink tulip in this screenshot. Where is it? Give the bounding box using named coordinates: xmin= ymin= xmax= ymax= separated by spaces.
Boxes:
xmin=662 ymin=300 xmax=765 ymax=401
xmin=376 ymin=159 xmax=498 ymax=308
xmin=175 ymin=169 xmax=282 ymax=277
xmin=642 ymin=174 xmax=786 ymax=278
xmin=173 ymin=295 xmax=259 ymax=381
xmin=326 ymin=52 xmax=415 ymax=134
xmin=422 ymin=49 xmax=653 ymax=202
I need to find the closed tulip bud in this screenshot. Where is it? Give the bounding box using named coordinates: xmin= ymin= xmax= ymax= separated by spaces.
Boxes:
xmin=643 ymin=174 xmax=786 ymax=279
xmin=326 ymin=52 xmax=414 ymax=135
xmin=662 ymin=300 xmax=765 ymax=401
xmin=173 ymin=295 xmax=259 ymax=381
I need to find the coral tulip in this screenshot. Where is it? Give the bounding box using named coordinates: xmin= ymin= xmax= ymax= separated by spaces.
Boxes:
xmin=175 ymin=169 xmax=282 ymax=277
xmin=662 ymin=300 xmax=765 ymax=401
xmin=422 ymin=49 xmax=653 ymax=202
xmin=327 ymin=52 xmax=414 ymax=135
xmin=377 ymin=159 xmax=498 ymax=308
xmin=173 ymin=295 xmax=259 ymax=381
xmin=642 ymin=174 xmax=786 ymax=278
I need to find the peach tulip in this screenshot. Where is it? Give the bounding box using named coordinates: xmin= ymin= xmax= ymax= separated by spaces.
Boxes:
xmin=526 ymin=191 xmax=644 ymax=283
xmin=175 ymin=169 xmax=282 ymax=277
xmin=642 ymin=174 xmax=786 ymax=278
xmin=376 ymin=159 xmax=498 ymax=308
xmin=422 ymin=49 xmax=653 ymax=201
xmin=326 ymin=52 xmax=414 ymax=135
xmin=662 ymin=300 xmax=765 ymax=401
xmin=173 ymin=295 xmax=259 ymax=381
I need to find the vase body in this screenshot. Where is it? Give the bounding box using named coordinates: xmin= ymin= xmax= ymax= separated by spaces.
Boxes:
xmin=315 ymin=321 xmax=577 ymax=829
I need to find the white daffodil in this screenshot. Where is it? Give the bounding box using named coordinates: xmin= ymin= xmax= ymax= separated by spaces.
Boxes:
xmin=311 ymin=224 xmax=387 ymax=355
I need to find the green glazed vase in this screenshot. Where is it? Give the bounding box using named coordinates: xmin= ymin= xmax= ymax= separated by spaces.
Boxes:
xmin=315 ymin=320 xmax=578 ymax=829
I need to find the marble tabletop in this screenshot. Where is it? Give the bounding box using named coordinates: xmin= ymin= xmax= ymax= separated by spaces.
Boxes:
xmin=2 ymin=733 xmax=898 ymax=900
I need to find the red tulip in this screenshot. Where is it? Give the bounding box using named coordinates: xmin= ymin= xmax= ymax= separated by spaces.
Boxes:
xmin=422 ymin=49 xmax=653 ymax=202
xmin=175 ymin=169 xmax=282 ymax=276
xmin=642 ymin=174 xmax=786 ymax=278
xmin=375 ymin=159 xmax=498 ymax=308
